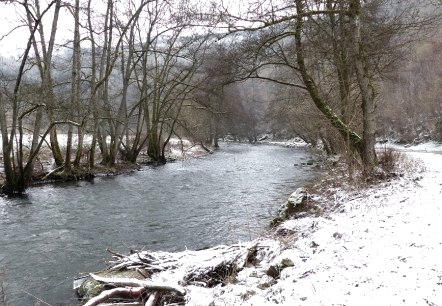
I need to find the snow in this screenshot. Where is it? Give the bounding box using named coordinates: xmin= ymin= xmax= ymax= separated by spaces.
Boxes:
xmin=378 ymin=140 xmax=442 ymax=153
xmin=265 ymin=137 xmax=309 ymax=148
xmin=74 ymin=142 xmax=442 ymax=305
xmin=181 ymin=145 xmax=442 ymax=305
xmin=165 ymin=138 xmax=210 ymax=160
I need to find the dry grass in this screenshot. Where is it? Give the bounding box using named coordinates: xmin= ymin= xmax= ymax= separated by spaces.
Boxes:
xmin=377 ymin=146 xmax=402 ymax=173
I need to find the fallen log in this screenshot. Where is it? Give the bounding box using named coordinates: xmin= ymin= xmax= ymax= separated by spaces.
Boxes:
xmin=77 ymin=241 xmax=276 ymax=305
xmin=83 ymin=287 xmax=145 ymax=306
xmin=90 ymin=273 xmax=186 ymax=296
xmin=42 ymin=165 xmax=63 ymax=181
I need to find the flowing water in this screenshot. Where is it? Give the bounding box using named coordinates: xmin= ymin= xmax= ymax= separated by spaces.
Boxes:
xmin=0 ymin=142 xmax=318 ymax=305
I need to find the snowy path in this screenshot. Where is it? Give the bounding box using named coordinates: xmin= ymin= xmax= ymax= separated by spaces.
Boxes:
xmin=185 ymin=151 xmax=442 ymax=305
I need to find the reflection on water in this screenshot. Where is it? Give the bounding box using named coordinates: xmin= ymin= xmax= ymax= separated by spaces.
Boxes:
xmin=0 ymin=142 xmax=317 ymax=305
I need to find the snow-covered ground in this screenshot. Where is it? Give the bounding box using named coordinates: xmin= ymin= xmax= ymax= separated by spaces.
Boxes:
xmin=0 ymin=134 xmax=210 ymax=162
xmin=179 ymin=145 xmax=442 ymax=305
xmin=78 ymin=142 xmax=442 ymax=305
xmin=378 ymin=140 xmax=442 ymax=154
xmin=165 ymin=138 xmax=211 ymax=160
xmin=263 ymin=137 xmax=310 ymax=148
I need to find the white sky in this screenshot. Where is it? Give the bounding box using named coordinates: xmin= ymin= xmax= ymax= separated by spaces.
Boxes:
xmin=0 ymin=0 xmax=266 ymax=59
xmin=0 ymin=1 xmax=75 ymax=58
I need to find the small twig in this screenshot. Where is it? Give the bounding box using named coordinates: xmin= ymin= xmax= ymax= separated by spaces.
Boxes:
xmin=21 ymin=290 xmax=52 ymax=306
xmin=106 ymin=248 xmax=126 ymax=259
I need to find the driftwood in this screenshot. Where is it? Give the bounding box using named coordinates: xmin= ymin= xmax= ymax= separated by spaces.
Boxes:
xmin=145 ymin=291 xmax=160 ymax=306
xmin=89 ymin=274 xmax=186 ymax=296
xmin=42 ymin=165 xmax=63 ymax=180
xmin=83 ymin=287 xmax=145 ymax=306
xmin=79 ymin=242 xmax=273 ymax=305
xmin=81 ymin=274 xmax=185 ymax=306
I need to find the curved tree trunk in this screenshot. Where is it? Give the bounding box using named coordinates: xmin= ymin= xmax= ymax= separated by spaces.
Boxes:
xmin=294 ymin=0 xmax=364 ymax=160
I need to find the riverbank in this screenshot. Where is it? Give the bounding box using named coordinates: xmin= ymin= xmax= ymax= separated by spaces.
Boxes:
xmin=0 ymin=138 xmax=212 ymax=190
xmin=76 ymin=143 xmax=442 ymax=305
xmin=1 ymin=142 xmax=317 ymax=305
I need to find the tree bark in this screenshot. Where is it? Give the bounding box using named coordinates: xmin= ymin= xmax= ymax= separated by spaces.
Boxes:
xmin=83 ymin=287 xmax=145 ymax=306
xmin=349 ymin=0 xmax=378 ymax=171
xmin=294 ymin=0 xmax=363 ymax=159
xmin=1 ymin=0 xmax=58 ymax=193
xmin=65 ymin=0 xmax=82 ymax=172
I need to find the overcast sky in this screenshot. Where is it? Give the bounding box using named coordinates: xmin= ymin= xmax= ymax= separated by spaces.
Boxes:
xmin=0 ymin=0 xmax=254 ymax=58
xmin=0 ymin=2 xmax=75 ymax=58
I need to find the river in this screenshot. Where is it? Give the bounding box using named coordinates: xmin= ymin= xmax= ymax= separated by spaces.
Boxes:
xmin=0 ymin=142 xmax=317 ymax=305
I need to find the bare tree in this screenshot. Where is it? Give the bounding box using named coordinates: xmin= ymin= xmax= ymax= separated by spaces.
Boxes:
xmin=217 ymin=0 xmax=438 ymax=172
xmin=64 ymin=0 xmax=81 ymax=174
xmin=25 ymin=0 xmax=65 ymax=167
xmin=0 ymin=0 xmax=64 ymax=193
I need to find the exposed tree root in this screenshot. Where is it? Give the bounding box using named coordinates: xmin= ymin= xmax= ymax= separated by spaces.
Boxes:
xmin=78 ymin=242 xmax=272 ymax=305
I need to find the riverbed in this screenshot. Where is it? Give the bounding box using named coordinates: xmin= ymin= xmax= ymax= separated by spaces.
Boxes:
xmin=0 ymin=142 xmax=317 ymax=305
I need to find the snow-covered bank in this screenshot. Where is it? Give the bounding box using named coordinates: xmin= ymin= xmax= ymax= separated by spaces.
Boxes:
xmin=378 ymin=140 xmax=442 ymax=154
xmin=165 ymin=138 xmax=213 ymax=160
xmin=77 ymin=144 xmax=442 ymax=305
xmin=183 ymin=148 xmax=442 ymax=305
xmin=263 ymin=137 xmax=310 ymax=148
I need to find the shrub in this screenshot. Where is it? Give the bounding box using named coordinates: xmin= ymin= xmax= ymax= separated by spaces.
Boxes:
xmin=377 ymin=147 xmax=402 ymax=173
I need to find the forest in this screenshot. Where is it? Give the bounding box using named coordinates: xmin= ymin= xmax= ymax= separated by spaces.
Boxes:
xmin=0 ymin=0 xmax=441 ymax=194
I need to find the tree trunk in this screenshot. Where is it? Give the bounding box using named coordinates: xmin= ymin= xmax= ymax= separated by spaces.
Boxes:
xmin=64 ymin=125 xmax=73 ymax=173
xmin=23 ymin=107 xmax=44 ymax=184
xmin=74 ymin=127 xmax=84 ymax=167
xmin=1 ymin=0 xmax=59 ymax=194
xmin=0 ymin=93 xmax=22 ymax=194
xmin=68 ymin=0 xmax=82 ymax=171
xmin=33 ymin=0 xmax=64 ymax=167
xmin=294 ymin=0 xmax=363 ymax=159
xmin=350 ymin=0 xmax=378 ymax=172
xmin=147 ymin=128 xmax=162 ymax=162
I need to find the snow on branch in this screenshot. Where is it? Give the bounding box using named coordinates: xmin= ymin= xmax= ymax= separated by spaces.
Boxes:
xmin=78 ymin=241 xmax=278 ymax=305
xmin=89 ymin=273 xmax=186 ymax=296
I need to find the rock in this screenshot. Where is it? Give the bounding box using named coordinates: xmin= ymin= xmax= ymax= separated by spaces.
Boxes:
xmin=77 ymin=277 xmax=105 ymax=300
xmin=287 ymin=188 xmax=307 ymax=206
xmin=275 ymin=227 xmax=295 ymax=236
xmin=277 ymin=201 xmax=292 ymax=219
xmin=257 ymin=279 xmax=277 ymax=290
xmin=276 ymin=188 xmax=308 ymax=220
xmin=266 ymin=258 xmax=295 ymax=279
xmin=270 ymin=216 xmax=284 ymax=227
xmin=332 ymin=232 xmax=343 ymax=239
xmin=266 ymin=265 xmax=280 ymax=278
xmin=280 ymin=258 xmax=294 ymax=268
xmin=310 ymin=241 xmax=319 ymax=248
